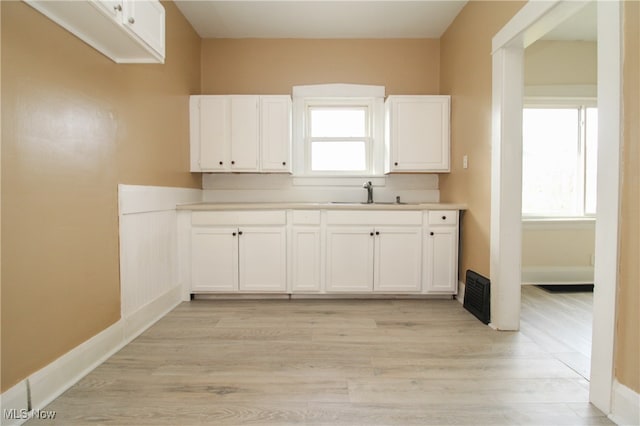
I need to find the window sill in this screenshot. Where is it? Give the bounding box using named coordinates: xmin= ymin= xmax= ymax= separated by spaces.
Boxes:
xmin=522 ymin=217 xmax=596 ymax=230
xmin=292 ymin=175 xmax=386 ymax=187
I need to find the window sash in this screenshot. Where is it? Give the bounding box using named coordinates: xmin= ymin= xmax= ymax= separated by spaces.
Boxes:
xmin=522 ymin=104 xmax=597 ymax=218
xmin=303 ymin=101 xmax=374 ymax=175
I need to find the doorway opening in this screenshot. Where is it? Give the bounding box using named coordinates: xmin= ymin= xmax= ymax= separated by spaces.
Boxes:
xmin=490 ymin=0 xmax=621 ymax=414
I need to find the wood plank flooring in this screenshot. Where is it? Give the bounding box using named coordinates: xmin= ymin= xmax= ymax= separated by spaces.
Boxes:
xmin=32 ymin=297 xmax=611 ymax=425
xmin=521 ymin=285 xmax=593 ymax=380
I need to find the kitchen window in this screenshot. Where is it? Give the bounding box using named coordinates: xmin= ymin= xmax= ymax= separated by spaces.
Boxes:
xmin=306 ymin=102 xmax=371 ymax=173
xmin=522 ymin=103 xmax=598 ymax=218
xmin=292 ymin=84 xmax=385 ymax=177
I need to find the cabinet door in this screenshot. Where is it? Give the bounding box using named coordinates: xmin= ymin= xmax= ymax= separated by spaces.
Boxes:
xmin=191 ymin=227 xmax=238 ymax=292
xmin=122 ymin=0 xmax=165 ymax=57
xmin=198 ymin=96 xmax=229 ymax=171
xmin=387 ymin=96 xmax=450 ymax=172
xmin=325 ymin=227 xmax=374 ymax=292
xmin=238 ymin=227 xmax=286 ymax=292
xmin=93 ymin=0 xmax=123 ymax=20
xmin=230 ymin=96 xmax=260 ymax=171
xmin=261 ymin=96 xmax=292 ymax=172
xmin=425 ymin=227 xmax=458 ymax=293
xmin=374 ymin=227 xmax=422 ymax=292
xmin=292 ymin=227 xmax=321 ymax=292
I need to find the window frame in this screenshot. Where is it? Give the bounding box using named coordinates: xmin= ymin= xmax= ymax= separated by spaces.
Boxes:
xmin=304 ymin=98 xmax=373 ymax=175
xmin=522 ymin=97 xmax=597 ymax=219
xmin=292 ymin=84 xmax=385 ymax=178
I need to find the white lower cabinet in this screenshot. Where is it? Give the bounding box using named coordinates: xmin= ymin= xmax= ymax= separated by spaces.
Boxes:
xmin=292 ymin=227 xmax=322 ymax=292
xmin=238 ymin=227 xmax=287 ymax=292
xmin=374 ymin=227 xmax=423 ymax=292
xmin=326 ymin=227 xmax=375 ymax=292
xmin=191 ymin=227 xmax=238 ymax=292
xmin=191 ymin=225 xmax=286 ymax=293
xmin=325 ymin=225 xmax=422 ymax=293
xmin=185 ymin=209 xmax=459 ymax=297
xmin=424 ymin=210 xmax=459 ymax=294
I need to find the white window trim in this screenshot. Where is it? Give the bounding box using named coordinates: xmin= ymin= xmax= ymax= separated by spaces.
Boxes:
xmin=292 ymin=84 xmax=385 ymax=180
xmin=522 ymin=97 xmax=597 ymax=219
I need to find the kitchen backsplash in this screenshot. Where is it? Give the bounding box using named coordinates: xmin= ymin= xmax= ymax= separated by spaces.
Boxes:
xmin=202 ymin=174 xmax=439 ymax=204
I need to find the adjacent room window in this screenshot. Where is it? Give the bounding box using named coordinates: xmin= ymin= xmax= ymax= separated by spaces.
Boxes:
xmin=306 ymin=103 xmax=371 ymax=173
xmin=522 ymin=104 xmax=598 ymax=217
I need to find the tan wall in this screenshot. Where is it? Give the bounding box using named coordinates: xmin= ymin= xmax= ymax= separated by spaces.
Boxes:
xmin=201 ymin=38 xmax=440 ymax=95
xmin=615 ymin=0 xmax=640 ymax=394
xmin=0 ymin=1 xmax=201 ymax=391
xmin=524 ymin=40 xmax=597 ymax=87
xmin=438 ymin=0 xmax=526 ymax=279
xmin=522 ymin=226 xmax=594 ymax=268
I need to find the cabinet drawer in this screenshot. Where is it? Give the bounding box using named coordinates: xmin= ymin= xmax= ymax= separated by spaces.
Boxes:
xmin=192 ymin=211 xmax=286 ymax=226
xmin=292 ymin=210 xmax=321 ymax=225
xmin=427 ymin=210 xmax=458 ymax=226
xmin=327 ymin=210 xmax=422 ymax=226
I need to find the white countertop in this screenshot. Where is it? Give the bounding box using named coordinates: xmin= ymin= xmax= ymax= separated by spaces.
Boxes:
xmin=176 ymin=202 xmax=467 ymax=211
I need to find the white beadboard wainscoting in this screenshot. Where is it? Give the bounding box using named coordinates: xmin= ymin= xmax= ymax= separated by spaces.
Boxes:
xmin=119 ymin=185 xmax=200 ymax=317
xmin=0 ymin=185 xmax=201 ymax=426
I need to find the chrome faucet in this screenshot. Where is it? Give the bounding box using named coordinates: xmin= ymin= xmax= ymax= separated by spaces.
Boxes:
xmin=363 ymin=181 xmax=374 ymax=204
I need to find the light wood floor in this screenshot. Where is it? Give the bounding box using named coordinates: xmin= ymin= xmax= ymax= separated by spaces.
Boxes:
xmin=32 ymin=297 xmax=611 ymax=425
xmin=521 ymin=285 xmax=593 ymax=380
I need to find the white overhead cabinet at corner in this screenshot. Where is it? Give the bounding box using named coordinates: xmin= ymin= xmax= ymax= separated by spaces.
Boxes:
xmin=25 ymin=0 xmax=165 ymax=63
xmin=190 ymin=95 xmax=292 ymax=173
xmin=385 ymin=95 xmax=451 ymax=173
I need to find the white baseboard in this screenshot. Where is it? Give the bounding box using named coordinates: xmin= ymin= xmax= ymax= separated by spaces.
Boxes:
xmin=610 ymin=380 xmax=640 ymax=426
xmin=0 ymin=289 xmax=181 ymax=426
xmin=0 ymin=381 xmax=28 ymax=426
xmin=521 ymin=266 xmax=594 ymax=285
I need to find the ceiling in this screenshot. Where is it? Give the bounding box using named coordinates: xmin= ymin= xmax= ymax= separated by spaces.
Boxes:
xmin=541 ymin=1 xmax=597 ymax=41
xmin=174 ymin=1 xmax=596 ymax=42
xmin=174 ymin=1 xmax=468 ymax=39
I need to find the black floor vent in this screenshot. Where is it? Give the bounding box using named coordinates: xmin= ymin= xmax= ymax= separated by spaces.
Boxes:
xmin=463 ymin=270 xmax=491 ymax=324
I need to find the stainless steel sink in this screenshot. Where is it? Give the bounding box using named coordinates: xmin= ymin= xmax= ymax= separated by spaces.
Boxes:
xmin=328 ymin=201 xmax=411 ymax=205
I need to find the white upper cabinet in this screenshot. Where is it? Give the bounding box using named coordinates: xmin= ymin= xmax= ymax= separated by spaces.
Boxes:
xmin=229 ymin=96 xmax=260 ymax=171
xmin=190 ymin=95 xmax=292 ymax=173
xmin=385 ymin=95 xmax=450 ymax=173
xmin=121 ymin=0 xmax=165 ymax=58
xmin=198 ymin=97 xmax=229 ymax=171
xmin=261 ymin=96 xmax=292 ymax=172
xmin=25 ymin=0 xmax=165 ymax=63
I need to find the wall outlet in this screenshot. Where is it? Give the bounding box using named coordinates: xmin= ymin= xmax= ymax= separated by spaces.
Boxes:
xmin=463 ymin=155 xmax=469 ymax=169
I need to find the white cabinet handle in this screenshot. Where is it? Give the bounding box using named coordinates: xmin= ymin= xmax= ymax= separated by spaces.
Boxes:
xmin=128 ymin=17 xmax=135 ymax=24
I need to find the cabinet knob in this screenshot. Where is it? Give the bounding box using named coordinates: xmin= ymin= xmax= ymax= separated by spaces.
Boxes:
xmin=232 ymin=232 xmax=236 ymax=236
xmin=370 ymin=232 xmax=374 ymax=236
xmin=430 ymin=232 xmax=434 ymax=236
xmin=394 ymin=162 xmax=398 ymax=166
xmin=219 ymin=161 xmax=223 ymax=165
xmin=128 ymin=17 xmax=135 ymax=24
xmin=442 ymin=216 xmax=447 ymax=220
xmin=114 ymin=4 xmax=122 ymax=12
xmin=238 ymin=230 xmax=243 ymax=236
xmin=375 ymin=231 xmax=380 ymax=235
xmin=282 ymin=161 xmax=286 ymax=166
xmin=231 ymin=160 xmax=235 ymax=165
